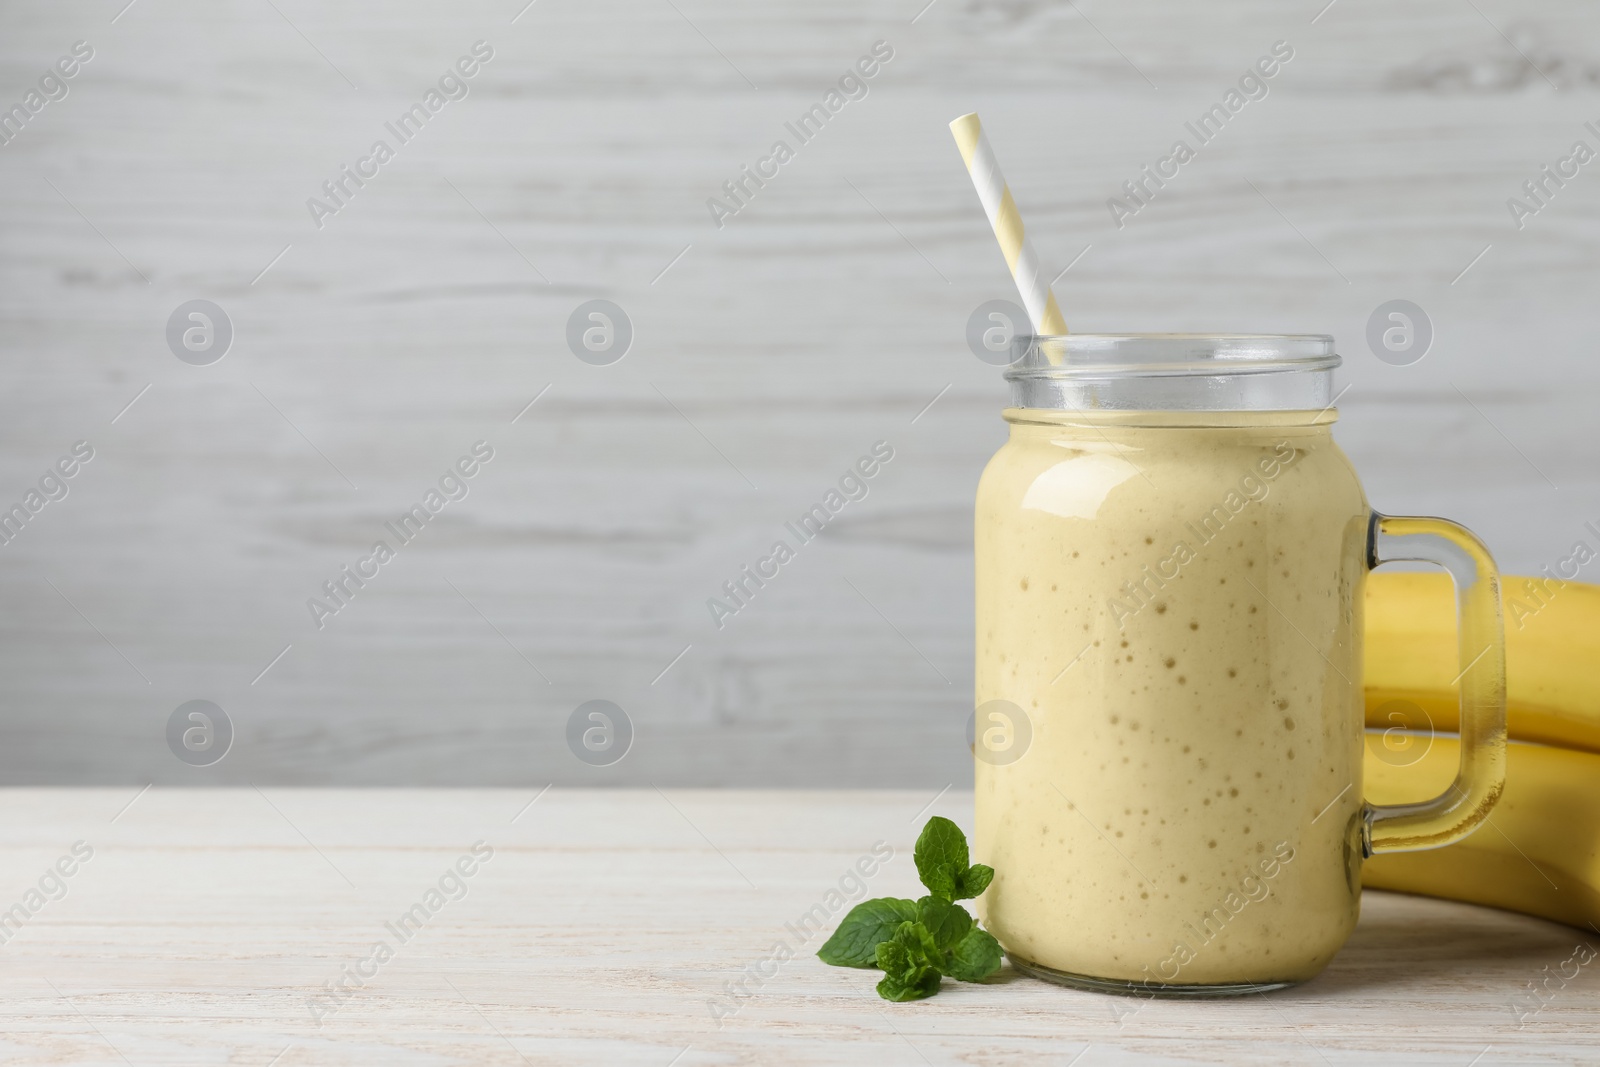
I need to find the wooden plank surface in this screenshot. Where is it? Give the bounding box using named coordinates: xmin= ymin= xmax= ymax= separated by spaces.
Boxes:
xmin=0 ymin=788 xmax=1594 ymax=1065
xmin=1 ymin=1 xmax=1598 ymax=783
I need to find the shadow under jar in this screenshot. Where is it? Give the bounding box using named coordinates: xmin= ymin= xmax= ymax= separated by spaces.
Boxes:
xmin=972 ymin=335 xmax=1506 ymax=995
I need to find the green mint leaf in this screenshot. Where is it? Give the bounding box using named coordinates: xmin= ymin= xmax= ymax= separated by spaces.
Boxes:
xmin=877 ymin=964 xmax=942 ymax=1001
xmin=875 ymin=921 xmax=943 ymax=973
xmin=913 ymin=816 xmax=970 ymax=901
xmin=915 ymin=895 xmax=973 ymax=953
xmin=816 ymin=897 xmax=918 ymax=968
xmin=873 ymin=941 xmax=932 ymax=1002
xmin=955 ymin=862 xmax=994 ymax=901
xmin=945 ymin=926 xmax=1003 ymax=982
xmin=900 ymin=919 xmax=946 ymax=969
xmin=875 ymin=937 xmax=911 ymax=975
xmin=874 ymin=921 xmax=944 ymax=1001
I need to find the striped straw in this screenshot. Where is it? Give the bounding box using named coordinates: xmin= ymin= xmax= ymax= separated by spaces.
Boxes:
xmin=948 ymin=113 xmax=1068 ymax=345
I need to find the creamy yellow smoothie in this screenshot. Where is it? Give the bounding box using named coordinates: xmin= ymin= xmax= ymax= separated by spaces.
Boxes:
xmin=974 ymin=408 xmax=1370 ymax=988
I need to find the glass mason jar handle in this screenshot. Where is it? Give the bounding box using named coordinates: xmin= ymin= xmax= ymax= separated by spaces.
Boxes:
xmin=1363 ymin=512 xmax=1507 ymax=855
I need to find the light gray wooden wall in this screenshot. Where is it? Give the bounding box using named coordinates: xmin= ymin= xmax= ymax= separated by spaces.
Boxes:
xmin=1 ymin=0 xmax=1597 ymax=785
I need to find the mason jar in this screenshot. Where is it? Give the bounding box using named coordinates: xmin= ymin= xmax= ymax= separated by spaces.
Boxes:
xmin=972 ymin=334 xmax=1506 ymax=994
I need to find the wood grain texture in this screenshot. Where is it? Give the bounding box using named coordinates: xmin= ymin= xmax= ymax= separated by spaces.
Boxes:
xmin=0 ymin=1 xmax=1598 ymax=783
xmin=0 ymin=788 xmax=1595 ymax=1066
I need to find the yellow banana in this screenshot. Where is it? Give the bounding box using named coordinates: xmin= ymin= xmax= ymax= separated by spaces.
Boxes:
xmin=1362 ymin=736 xmax=1600 ymax=933
xmin=1364 ymin=572 xmax=1600 ymax=755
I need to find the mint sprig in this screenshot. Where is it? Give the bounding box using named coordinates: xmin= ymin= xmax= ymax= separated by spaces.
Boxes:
xmin=817 ymin=817 xmax=1003 ymax=1000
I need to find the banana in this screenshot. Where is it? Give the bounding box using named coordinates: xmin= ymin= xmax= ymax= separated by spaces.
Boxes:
xmin=1365 ymin=571 xmax=1600 ymax=755
xmin=1362 ymin=736 xmax=1600 ymax=933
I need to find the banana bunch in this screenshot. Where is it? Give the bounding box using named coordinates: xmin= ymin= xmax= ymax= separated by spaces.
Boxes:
xmin=1362 ymin=571 xmax=1600 ymax=931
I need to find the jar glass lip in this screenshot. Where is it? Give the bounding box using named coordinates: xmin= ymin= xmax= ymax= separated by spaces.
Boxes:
xmin=1004 ymin=333 xmax=1339 ymax=378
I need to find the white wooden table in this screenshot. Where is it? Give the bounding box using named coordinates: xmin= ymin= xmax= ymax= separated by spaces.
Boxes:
xmin=1 ymin=788 xmax=1593 ymax=1065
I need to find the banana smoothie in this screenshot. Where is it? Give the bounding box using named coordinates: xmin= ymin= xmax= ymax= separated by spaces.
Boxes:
xmin=974 ymin=408 xmax=1370 ymax=988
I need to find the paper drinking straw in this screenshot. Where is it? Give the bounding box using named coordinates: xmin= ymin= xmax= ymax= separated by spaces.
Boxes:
xmin=948 ymin=113 xmax=1068 ymax=347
